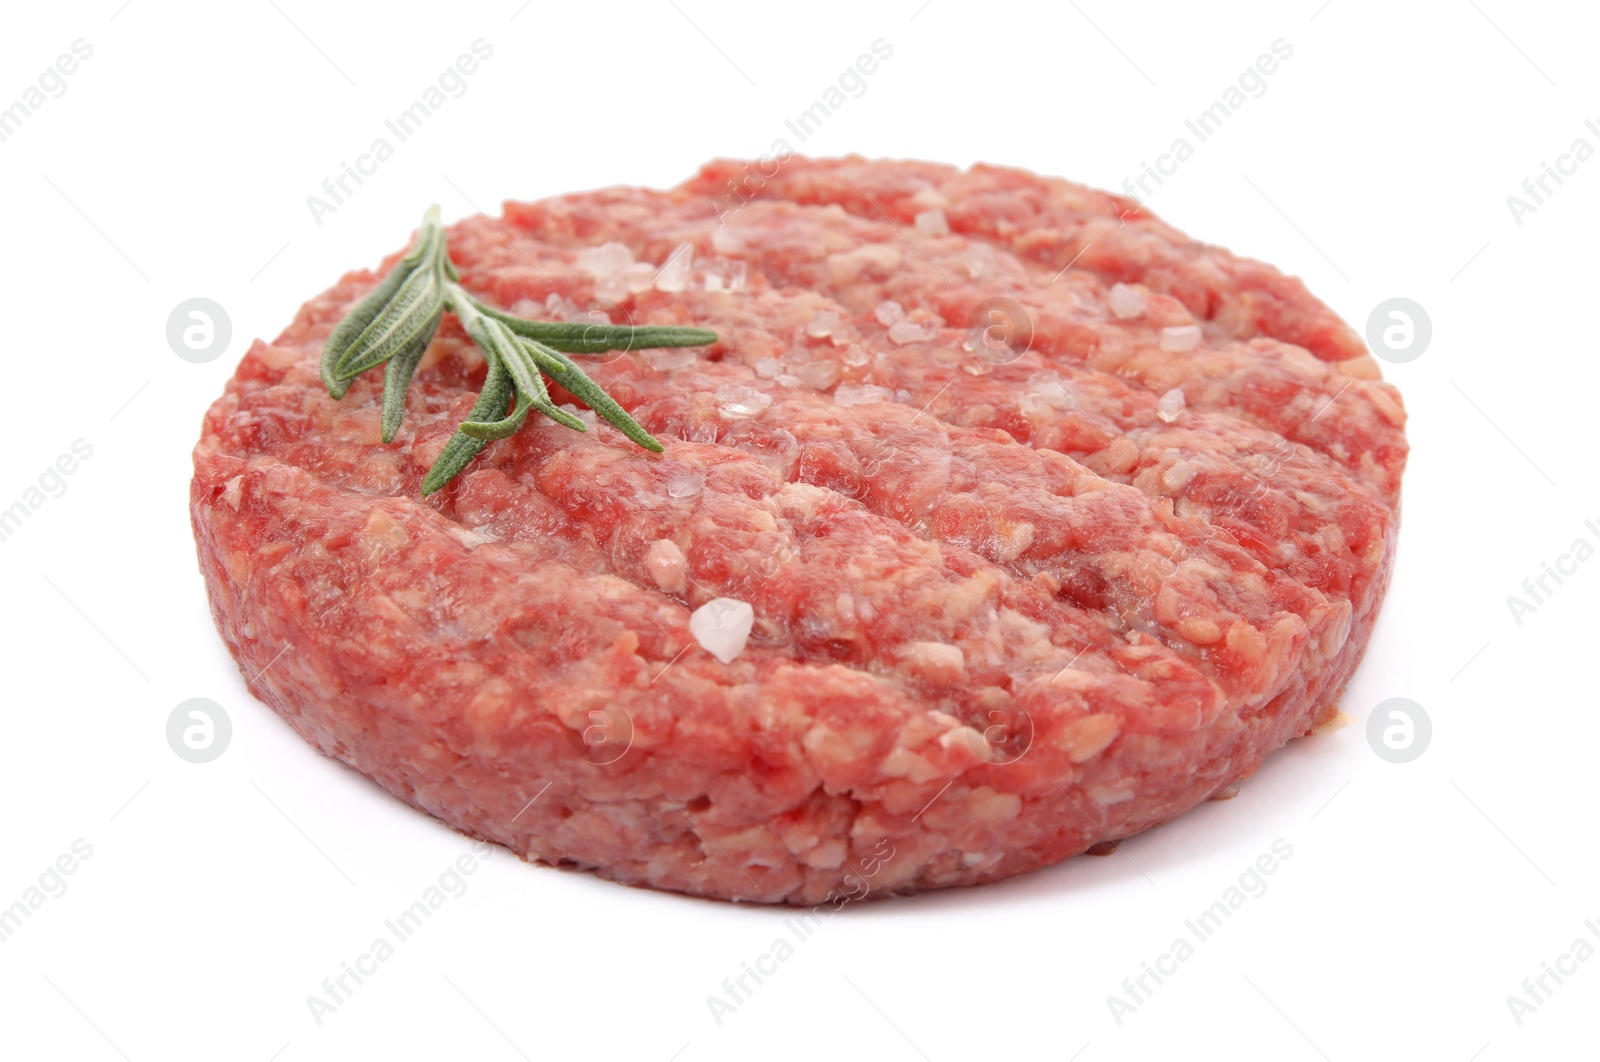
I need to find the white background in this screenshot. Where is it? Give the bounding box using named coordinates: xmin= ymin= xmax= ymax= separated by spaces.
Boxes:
xmin=1 ymin=1 xmax=1594 ymax=1059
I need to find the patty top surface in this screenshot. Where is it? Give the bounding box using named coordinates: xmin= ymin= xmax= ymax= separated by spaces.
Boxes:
xmin=193 ymin=156 xmax=1406 ymax=842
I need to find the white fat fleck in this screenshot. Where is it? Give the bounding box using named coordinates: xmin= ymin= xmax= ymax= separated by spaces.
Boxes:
xmin=996 ymin=521 xmax=1035 ymax=562
xmin=445 ymin=525 xmax=497 ymax=550
xmin=912 ymin=641 xmax=965 ymax=679
xmin=646 ymin=539 xmax=687 ymax=594
xmin=1107 ymin=283 xmax=1148 ymax=320
xmin=690 ymin=598 xmax=755 ymax=664
xmin=1019 ymin=378 xmax=1072 ymax=419
xmin=913 ymin=208 xmax=950 ymax=236
xmin=1156 ymin=387 xmax=1187 ymax=423
xmin=223 ymin=475 xmax=243 ymax=511
xmin=1162 ymin=459 xmax=1197 ymax=493
xmin=1160 ymin=325 xmax=1202 ymax=352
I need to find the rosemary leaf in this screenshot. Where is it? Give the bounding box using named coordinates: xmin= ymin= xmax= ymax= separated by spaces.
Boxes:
xmin=459 ymin=302 xmax=590 ymax=439
xmin=517 ymin=348 xmax=589 ymax=434
xmin=379 ymin=326 xmax=438 ymax=444
xmin=321 ymin=208 xmax=447 ymax=397
xmin=523 ymin=339 xmax=664 ymax=452
xmin=456 ymin=378 xmax=531 ymax=440
xmin=472 ymin=297 xmax=717 ymax=354
xmin=484 ymin=318 xmax=589 ymax=433
xmin=421 ymin=353 xmax=515 ymax=496
xmin=325 ymin=206 xmax=713 ymax=495
xmin=334 ymin=264 xmax=445 ymax=380
xmin=322 ymin=262 xmax=419 ymax=398
xmin=456 ymin=317 xmax=532 ymax=441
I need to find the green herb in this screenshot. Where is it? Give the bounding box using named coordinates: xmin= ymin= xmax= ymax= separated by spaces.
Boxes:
xmin=319 ymin=205 xmax=717 ymax=495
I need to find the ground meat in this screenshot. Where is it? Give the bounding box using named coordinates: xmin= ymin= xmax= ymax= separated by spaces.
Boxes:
xmin=190 ymin=156 xmax=1406 ymax=904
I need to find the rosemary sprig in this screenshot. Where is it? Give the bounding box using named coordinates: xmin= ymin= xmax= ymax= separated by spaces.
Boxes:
xmin=319 ymin=206 xmax=717 ymax=495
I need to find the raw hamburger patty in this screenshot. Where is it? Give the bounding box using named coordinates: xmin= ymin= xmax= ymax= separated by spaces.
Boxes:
xmin=191 ymin=157 xmax=1406 ymax=904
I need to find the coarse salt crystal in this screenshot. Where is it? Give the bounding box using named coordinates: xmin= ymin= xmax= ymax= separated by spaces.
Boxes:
xmin=1107 ymin=283 xmax=1148 ymax=320
xmin=1160 ymin=325 xmax=1202 ymax=351
xmin=654 ymin=242 xmax=695 ymax=293
xmin=835 ymin=383 xmax=894 ymax=407
xmin=753 ymin=358 xmax=783 ymax=379
xmin=543 ymin=292 xmax=578 ymax=318
xmin=645 ymin=347 xmax=696 ymax=371
xmin=806 ymin=310 xmax=840 ymax=338
xmin=913 ymin=208 xmax=950 ymax=237
xmin=793 ymin=359 xmax=841 ymax=390
xmin=666 ymin=472 xmax=705 ymax=499
xmin=622 ymin=262 xmax=657 ymax=294
xmin=1156 ymin=387 xmax=1186 ymax=423
xmin=702 ymin=258 xmax=747 ymax=293
xmin=961 ymin=244 xmax=997 ymax=280
xmin=575 ymin=241 xmax=633 ymax=278
xmin=874 ymin=300 xmax=906 ymax=326
xmin=888 ymin=320 xmax=937 ymax=345
xmin=711 ymin=225 xmax=744 ymax=254
xmin=593 ymin=273 xmax=629 ymax=303
xmin=716 ymin=383 xmax=772 ymax=417
xmin=840 ymin=344 xmax=871 ymax=368
xmin=690 ymin=597 xmax=755 ymax=664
